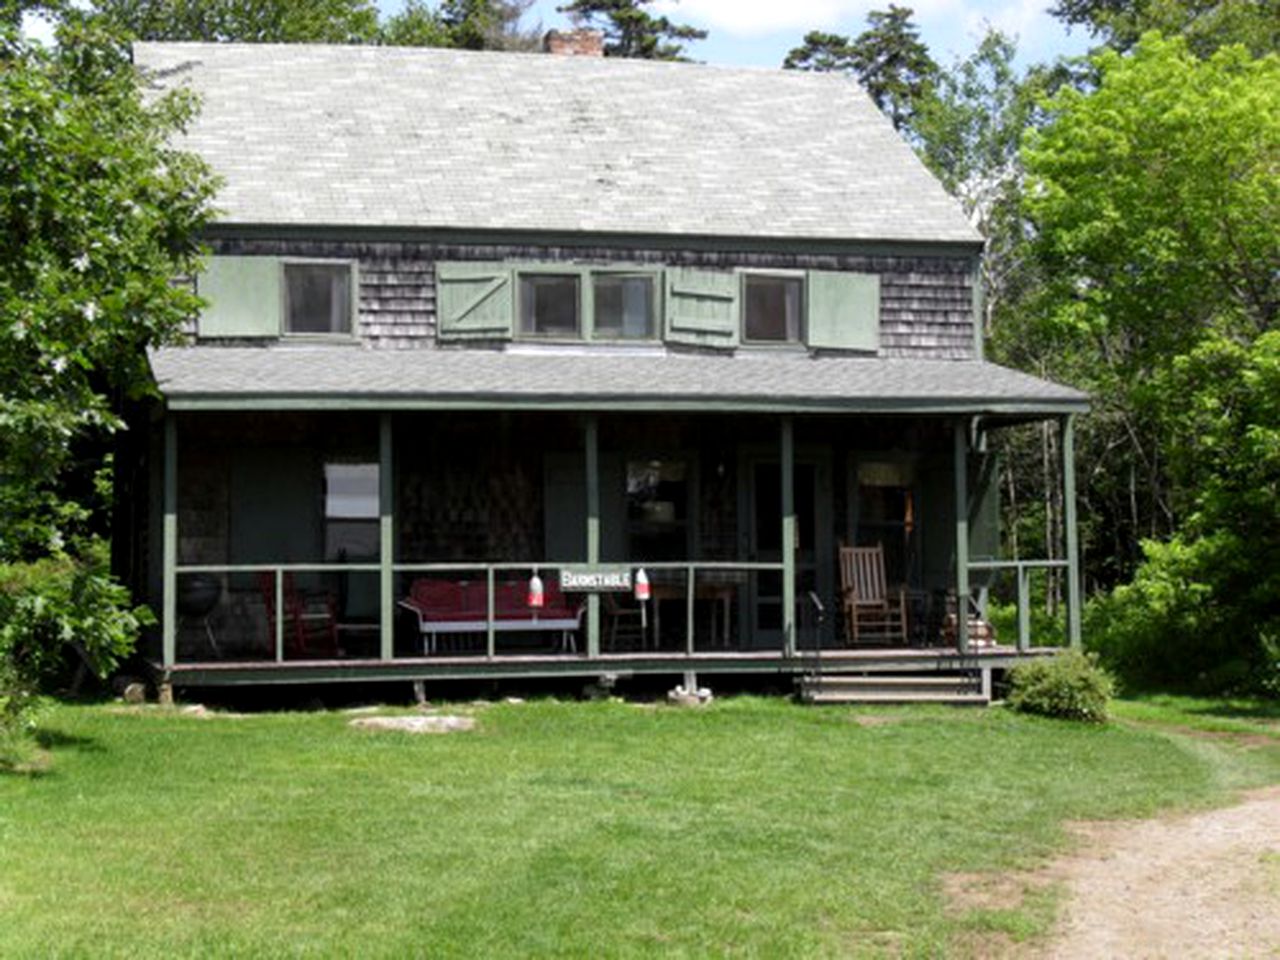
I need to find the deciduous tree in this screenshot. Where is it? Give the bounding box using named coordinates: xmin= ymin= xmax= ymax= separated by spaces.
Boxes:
xmin=0 ymin=20 xmax=216 ymax=732
xmin=1050 ymin=0 xmax=1279 ymax=57
xmin=381 ymin=0 xmax=539 ymax=51
xmin=88 ymin=0 xmax=381 ymax=43
xmin=1021 ymin=34 xmax=1279 ymax=687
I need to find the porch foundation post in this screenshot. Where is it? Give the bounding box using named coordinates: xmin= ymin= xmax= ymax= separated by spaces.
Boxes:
xmin=162 ymin=414 xmax=177 ymax=669
xmin=1060 ymin=414 xmax=1083 ymax=649
xmin=379 ymin=412 xmax=394 ymax=661
xmin=781 ymin=416 xmax=796 ymax=657
xmin=585 ymin=414 xmax=600 ymax=658
xmin=953 ymin=420 xmax=970 ymax=654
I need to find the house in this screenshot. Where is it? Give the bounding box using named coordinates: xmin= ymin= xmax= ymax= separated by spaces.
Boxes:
xmin=124 ymin=36 xmax=1087 ymax=700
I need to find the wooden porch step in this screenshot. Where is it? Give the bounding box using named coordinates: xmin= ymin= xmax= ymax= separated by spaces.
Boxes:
xmin=805 ymin=691 xmax=990 ymax=705
xmin=797 ymin=671 xmax=990 ymax=705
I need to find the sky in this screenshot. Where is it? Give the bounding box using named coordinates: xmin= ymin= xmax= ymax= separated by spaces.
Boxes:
xmin=451 ymin=0 xmax=1095 ymax=68
xmin=23 ymin=0 xmax=1096 ymax=68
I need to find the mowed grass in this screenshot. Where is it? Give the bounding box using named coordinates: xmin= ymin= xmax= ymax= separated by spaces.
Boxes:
xmin=2 ymin=697 xmax=1279 ymax=958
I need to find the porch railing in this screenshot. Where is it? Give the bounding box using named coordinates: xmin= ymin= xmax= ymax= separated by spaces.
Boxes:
xmin=173 ymin=563 xmax=379 ymax=664
xmin=170 ymin=560 xmax=786 ymax=665
xmin=966 ymin=558 xmax=1070 ymax=652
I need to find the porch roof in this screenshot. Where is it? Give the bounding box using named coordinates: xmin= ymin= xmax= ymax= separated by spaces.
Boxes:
xmin=151 ymin=346 xmax=1088 ymax=416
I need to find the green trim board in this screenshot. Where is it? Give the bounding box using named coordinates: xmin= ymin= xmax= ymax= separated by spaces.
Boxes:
xmin=166 ymin=395 xmax=1090 ymax=416
xmin=585 ymin=415 xmax=601 ymax=658
xmin=162 ymin=416 xmax=177 ymax=668
xmin=952 ymin=420 xmax=970 ymax=654
xmin=1061 ymin=414 xmax=1082 ymax=649
xmin=970 ymin=255 xmax=985 ymax=361
xmin=202 ymin=222 xmax=985 ymax=258
xmin=780 ymin=418 xmax=796 ymax=657
xmin=157 ymin=647 xmax=1053 ymax=687
xmin=379 ymin=413 xmax=394 ymax=661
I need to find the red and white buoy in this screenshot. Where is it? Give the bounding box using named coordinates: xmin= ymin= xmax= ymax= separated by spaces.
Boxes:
xmin=634 ymin=568 xmax=650 ymax=602
xmin=527 ymin=570 xmax=545 ymax=608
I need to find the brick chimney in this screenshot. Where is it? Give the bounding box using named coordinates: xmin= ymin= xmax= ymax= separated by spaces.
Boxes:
xmin=543 ymin=28 xmax=605 ymax=57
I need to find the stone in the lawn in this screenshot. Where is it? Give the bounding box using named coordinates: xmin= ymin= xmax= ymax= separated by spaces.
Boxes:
xmin=121 ymin=682 xmax=148 ymax=705
xmin=349 ymin=715 xmax=476 ymax=734
xmin=666 ymin=685 xmax=713 ymax=708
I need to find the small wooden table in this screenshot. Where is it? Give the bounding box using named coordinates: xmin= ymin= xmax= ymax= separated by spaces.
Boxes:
xmin=649 ymin=579 xmax=739 ymax=649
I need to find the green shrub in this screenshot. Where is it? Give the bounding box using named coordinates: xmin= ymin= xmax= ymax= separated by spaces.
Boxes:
xmin=1085 ymin=534 xmax=1280 ymax=696
xmin=1007 ymin=651 xmax=1114 ymax=723
xmin=0 ymin=540 xmax=149 ymax=752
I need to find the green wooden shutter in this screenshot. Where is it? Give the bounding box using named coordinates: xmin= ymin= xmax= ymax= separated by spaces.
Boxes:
xmin=806 ymin=271 xmax=880 ymax=352
xmin=664 ymin=268 xmax=739 ymax=349
xmin=436 ymin=262 xmax=514 ymax=340
xmin=196 ymin=256 xmax=282 ymax=338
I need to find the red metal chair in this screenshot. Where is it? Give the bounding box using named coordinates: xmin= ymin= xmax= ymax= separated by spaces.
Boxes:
xmin=258 ymin=572 xmax=341 ymax=659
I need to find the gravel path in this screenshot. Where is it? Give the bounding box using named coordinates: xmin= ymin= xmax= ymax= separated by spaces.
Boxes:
xmin=1037 ymin=785 xmax=1280 ymax=959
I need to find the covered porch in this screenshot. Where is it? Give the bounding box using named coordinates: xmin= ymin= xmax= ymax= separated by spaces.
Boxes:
xmin=138 ymin=349 xmax=1087 ymax=687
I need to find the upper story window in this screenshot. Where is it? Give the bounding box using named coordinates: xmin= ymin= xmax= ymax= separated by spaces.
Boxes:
xmin=743 ymin=273 xmax=804 ymax=343
xmin=284 ymin=262 xmax=354 ymax=336
xmin=519 ymin=274 xmax=580 ymax=338
xmin=593 ymin=273 xmax=656 ymax=341
xmin=433 ymin=260 xmax=881 ymax=353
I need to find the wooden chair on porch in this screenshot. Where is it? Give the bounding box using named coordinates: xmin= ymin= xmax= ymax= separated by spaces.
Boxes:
xmin=601 ymin=592 xmax=645 ymax=651
xmin=838 ymin=543 xmax=908 ymax=646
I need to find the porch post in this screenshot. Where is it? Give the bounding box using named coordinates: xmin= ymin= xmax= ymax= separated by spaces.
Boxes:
xmin=1061 ymin=414 xmax=1083 ymax=649
xmin=781 ymin=416 xmax=796 ymax=657
xmin=162 ymin=414 xmax=177 ymax=669
xmin=379 ymin=412 xmax=394 ymax=661
xmin=585 ymin=414 xmax=600 ymax=658
xmin=952 ymin=420 xmax=970 ymax=654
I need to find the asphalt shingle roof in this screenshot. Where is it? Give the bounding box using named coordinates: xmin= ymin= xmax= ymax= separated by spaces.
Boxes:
xmin=134 ymin=42 xmax=980 ymax=245
xmin=151 ymin=346 xmax=1087 ymax=414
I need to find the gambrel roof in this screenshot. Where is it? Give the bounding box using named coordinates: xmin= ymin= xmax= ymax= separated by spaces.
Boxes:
xmin=134 ymin=42 xmax=980 ymax=245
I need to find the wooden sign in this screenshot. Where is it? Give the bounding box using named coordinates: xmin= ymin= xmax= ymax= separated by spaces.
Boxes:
xmin=559 ymin=568 xmax=633 ymax=592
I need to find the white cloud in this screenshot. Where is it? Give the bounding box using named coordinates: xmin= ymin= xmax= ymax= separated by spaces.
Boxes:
xmin=654 ymin=0 xmax=964 ymax=39
xmin=652 ymin=0 xmax=873 ymax=37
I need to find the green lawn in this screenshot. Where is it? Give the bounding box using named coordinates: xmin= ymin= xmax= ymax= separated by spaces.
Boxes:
xmin=2 ymin=697 xmax=1278 ymax=958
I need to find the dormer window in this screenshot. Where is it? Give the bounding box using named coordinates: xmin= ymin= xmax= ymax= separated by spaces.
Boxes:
xmin=284 ymin=262 xmax=354 ymax=336
xmin=743 ymin=273 xmax=803 ymax=343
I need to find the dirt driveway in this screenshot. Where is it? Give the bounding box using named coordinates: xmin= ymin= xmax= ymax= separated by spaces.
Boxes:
xmin=1036 ymin=784 xmax=1280 ymax=958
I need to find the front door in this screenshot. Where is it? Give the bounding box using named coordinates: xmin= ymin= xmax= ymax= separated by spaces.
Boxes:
xmin=743 ymin=456 xmax=832 ymax=650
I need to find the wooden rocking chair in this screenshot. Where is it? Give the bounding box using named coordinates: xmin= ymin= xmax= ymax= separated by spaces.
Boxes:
xmin=838 ymin=543 xmax=908 ymax=645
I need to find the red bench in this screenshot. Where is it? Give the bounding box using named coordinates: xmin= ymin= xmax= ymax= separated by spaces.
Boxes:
xmin=398 ymin=578 xmax=584 ymax=655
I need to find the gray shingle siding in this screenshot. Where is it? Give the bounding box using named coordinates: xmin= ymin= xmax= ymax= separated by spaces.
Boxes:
xmin=206 ymin=238 xmax=975 ymax=359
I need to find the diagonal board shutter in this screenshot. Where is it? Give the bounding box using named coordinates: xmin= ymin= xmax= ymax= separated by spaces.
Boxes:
xmin=436 ymin=262 xmax=514 ymax=340
xmin=196 ymin=256 xmax=281 ymax=338
xmin=806 ymin=271 xmax=880 ymax=352
xmin=664 ymin=268 xmax=739 ymax=349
